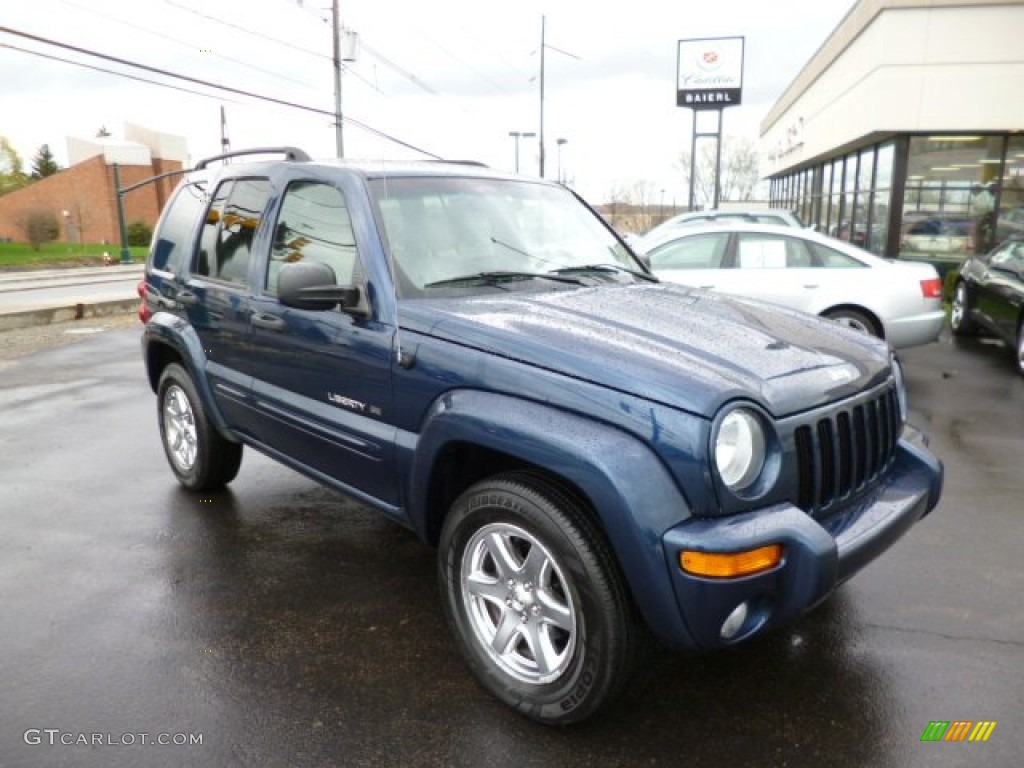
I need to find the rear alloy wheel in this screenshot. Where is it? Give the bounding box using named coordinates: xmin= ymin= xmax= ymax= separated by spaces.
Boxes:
xmin=950 ymin=281 xmax=978 ymax=336
xmin=157 ymin=363 xmax=242 ymax=491
xmin=823 ymin=307 xmax=881 ymax=338
xmin=439 ymin=472 xmax=640 ymax=725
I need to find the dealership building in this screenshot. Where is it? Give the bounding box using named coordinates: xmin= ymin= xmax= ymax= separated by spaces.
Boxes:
xmin=761 ymin=0 xmax=1024 ymax=271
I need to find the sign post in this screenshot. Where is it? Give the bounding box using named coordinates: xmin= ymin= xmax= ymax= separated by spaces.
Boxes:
xmin=676 ymin=36 xmax=744 ymax=210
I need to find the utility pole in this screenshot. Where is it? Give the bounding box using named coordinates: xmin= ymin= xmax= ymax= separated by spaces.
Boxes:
xmin=539 ymin=15 xmax=546 ymax=178
xmin=537 ymin=16 xmax=579 ymax=179
xmin=332 ymin=0 xmax=343 ymax=158
xmin=220 ymin=106 xmax=230 ymax=155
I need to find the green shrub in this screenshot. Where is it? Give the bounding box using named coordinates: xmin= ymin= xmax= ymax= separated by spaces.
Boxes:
xmin=942 ymin=267 xmax=960 ymax=304
xmin=126 ymin=219 xmax=153 ymax=247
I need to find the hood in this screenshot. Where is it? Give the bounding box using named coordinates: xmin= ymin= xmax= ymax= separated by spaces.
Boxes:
xmin=399 ymin=284 xmax=891 ymax=418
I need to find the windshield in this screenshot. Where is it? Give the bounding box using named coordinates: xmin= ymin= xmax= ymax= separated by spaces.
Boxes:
xmin=369 ymin=176 xmax=643 ymax=297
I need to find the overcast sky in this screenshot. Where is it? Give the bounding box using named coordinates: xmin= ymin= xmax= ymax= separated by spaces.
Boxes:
xmin=1 ymin=0 xmax=856 ymax=203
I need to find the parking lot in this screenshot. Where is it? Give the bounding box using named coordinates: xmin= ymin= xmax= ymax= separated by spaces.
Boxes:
xmin=1 ymin=325 xmax=1021 ymax=767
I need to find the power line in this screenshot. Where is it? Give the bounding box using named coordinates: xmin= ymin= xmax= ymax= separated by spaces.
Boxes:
xmin=163 ymin=0 xmax=328 ymax=61
xmin=0 ymin=41 xmax=245 ymax=105
xmin=161 ymin=0 xmax=385 ymax=95
xmin=58 ymin=0 xmax=319 ymax=93
xmin=0 ymin=25 xmax=442 ymax=158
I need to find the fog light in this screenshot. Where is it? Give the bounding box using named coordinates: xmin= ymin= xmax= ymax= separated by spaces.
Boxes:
xmin=720 ymin=601 xmax=750 ymax=640
xmin=680 ymin=544 xmax=783 ymax=578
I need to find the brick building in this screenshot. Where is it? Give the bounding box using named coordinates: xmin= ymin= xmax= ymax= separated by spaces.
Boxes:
xmin=0 ymin=125 xmax=186 ymax=246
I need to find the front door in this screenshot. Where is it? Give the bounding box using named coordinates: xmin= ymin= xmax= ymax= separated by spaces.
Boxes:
xmin=246 ymin=179 xmax=398 ymax=505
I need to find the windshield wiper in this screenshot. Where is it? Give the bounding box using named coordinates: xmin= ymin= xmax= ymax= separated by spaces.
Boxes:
xmin=424 ymin=270 xmax=584 ymax=289
xmin=552 ymin=263 xmax=659 ymax=283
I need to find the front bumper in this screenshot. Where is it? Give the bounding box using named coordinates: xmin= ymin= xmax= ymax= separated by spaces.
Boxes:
xmin=660 ymin=427 xmax=942 ymax=650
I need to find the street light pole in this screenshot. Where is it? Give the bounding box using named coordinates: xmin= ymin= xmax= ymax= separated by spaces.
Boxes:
xmin=556 ymin=138 xmax=568 ymax=184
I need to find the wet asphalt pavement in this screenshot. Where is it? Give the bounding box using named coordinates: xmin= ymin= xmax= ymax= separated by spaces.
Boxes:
xmin=0 ymin=327 xmax=1021 ymax=768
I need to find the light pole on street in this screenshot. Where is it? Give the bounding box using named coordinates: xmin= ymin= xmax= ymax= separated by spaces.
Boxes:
xmin=508 ymin=131 xmax=536 ymax=173
xmin=556 ymin=138 xmax=568 ymax=184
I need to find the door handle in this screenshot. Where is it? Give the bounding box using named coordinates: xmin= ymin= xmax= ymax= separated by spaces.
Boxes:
xmin=803 ymin=284 xmax=819 ymax=289
xmin=252 ymin=313 xmax=285 ymax=331
xmin=176 ymin=290 xmax=198 ymax=307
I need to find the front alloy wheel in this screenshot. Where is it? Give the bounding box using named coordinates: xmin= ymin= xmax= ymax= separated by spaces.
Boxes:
xmin=439 ymin=472 xmax=641 ymax=725
xmin=461 ymin=522 xmax=577 ymax=685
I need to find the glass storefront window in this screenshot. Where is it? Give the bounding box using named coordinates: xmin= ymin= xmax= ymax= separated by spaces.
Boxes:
xmin=769 ymin=134 xmax=1023 ymax=262
xmin=851 ymin=148 xmax=874 ymax=248
xmin=868 ymin=143 xmax=895 ymax=255
xmin=901 ymin=135 xmax=1004 ymax=265
xmin=828 ymin=158 xmax=844 ymax=237
xmin=819 ymin=162 xmax=832 ymax=232
xmin=835 ymin=153 xmax=857 ymax=243
xmin=995 ymin=134 xmax=1024 ymax=246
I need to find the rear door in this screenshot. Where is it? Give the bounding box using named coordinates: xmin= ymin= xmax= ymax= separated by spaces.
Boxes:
xmin=181 ymin=176 xmax=272 ymax=432
xmin=246 ymin=176 xmax=399 ymax=504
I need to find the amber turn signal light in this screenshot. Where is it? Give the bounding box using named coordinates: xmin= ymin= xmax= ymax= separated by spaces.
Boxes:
xmin=680 ymin=544 xmax=784 ymax=578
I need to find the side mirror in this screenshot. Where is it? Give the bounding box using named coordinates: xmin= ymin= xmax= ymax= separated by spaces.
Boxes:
xmin=278 ymin=261 xmax=361 ymax=312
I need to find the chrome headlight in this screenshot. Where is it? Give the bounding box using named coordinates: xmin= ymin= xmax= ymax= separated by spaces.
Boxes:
xmin=891 ymin=354 xmax=908 ymax=424
xmin=714 ymin=408 xmax=766 ymax=492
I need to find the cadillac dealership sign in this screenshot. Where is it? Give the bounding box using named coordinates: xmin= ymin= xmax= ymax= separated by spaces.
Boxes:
xmin=676 ymin=37 xmax=745 ymax=109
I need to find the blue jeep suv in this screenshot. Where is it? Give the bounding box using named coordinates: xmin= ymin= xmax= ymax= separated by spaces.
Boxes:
xmin=141 ymin=148 xmax=942 ymax=724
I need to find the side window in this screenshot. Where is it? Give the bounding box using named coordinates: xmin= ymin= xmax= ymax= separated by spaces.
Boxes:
xmin=267 ymin=181 xmax=359 ymax=294
xmin=150 ymin=181 xmax=207 ymax=273
xmin=648 ymin=233 xmax=728 ymax=270
xmin=735 ymin=233 xmax=812 ymax=268
xmin=195 ymin=178 xmax=271 ymax=285
xmin=808 ymin=241 xmax=867 ymax=268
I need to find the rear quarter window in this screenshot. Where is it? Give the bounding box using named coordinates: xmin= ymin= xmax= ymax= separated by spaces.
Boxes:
xmin=149 ymin=181 xmax=208 ymax=273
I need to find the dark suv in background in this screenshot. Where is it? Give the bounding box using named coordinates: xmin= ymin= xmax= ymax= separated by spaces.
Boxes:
xmin=140 ymin=148 xmax=942 ymax=724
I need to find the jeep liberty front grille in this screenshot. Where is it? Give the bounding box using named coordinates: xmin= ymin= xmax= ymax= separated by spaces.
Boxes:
xmin=793 ymin=386 xmax=901 ymax=515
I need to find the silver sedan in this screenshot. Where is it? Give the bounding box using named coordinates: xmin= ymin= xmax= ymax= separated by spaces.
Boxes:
xmin=633 ymin=223 xmax=945 ymax=349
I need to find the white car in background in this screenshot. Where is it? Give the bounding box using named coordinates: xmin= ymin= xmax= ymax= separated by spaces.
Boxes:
xmin=633 ymin=223 xmax=945 ymax=349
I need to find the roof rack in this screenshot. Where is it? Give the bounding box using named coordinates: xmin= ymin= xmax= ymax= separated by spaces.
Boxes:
xmin=193 ymin=147 xmax=311 ymax=170
xmin=425 ymin=159 xmax=489 ymax=168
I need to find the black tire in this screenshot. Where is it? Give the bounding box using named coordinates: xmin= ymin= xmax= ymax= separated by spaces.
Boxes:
xmin=438 ymin=471 xmax=640 ymax=725
xmin=1016 ymin=320 xmax=1024 ymax=378
xmin=950 ymin=281 xmax=978 ymax=337
xmin=157 ymin=362 xmax=242 ymax=491
xmin=823 ymin=307 xmax=882 ymax=338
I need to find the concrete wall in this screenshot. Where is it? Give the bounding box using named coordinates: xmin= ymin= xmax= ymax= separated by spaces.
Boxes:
xmin=761 ymin=0 xmax=1024 ymax=176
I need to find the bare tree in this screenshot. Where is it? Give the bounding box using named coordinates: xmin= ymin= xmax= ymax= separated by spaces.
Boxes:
xmin=678 ymin=135 xmax=762 ymax=208
xmin=18 ymin=207 xmax=60 ymax=250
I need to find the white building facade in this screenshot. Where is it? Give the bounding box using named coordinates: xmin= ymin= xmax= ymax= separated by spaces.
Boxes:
xmin=761 ymin=0 xmax=1024 ymax=271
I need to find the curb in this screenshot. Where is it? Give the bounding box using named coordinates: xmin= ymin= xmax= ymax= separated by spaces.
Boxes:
xmin=0 ymin=298 xmax=139 ymax=332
